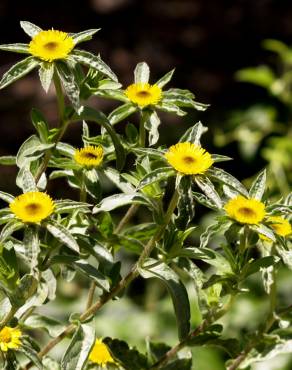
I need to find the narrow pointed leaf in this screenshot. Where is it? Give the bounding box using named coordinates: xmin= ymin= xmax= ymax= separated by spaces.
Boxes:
xmin=249 ymin=169 xmax=266 ymax=200
xmin=0 ymin=43 xmax=29 ymax=53
xmin=138 ymin=167 xmax=175 ymax=189
xmin=39 ymin=63 xmax=54 ymax=92
xmin=207 ymin=167 xmax=248 ymax=196
xmin=45 ymin=220 xmax=79 ymax=253
xmin=71 ymin=29 xmax=100 ymax=45
xmin=179 ymin=121 xmax=208 ymax=145
xmin=156 ymin=69 xmax=175 ymax=88
xmin=16 ymin=343 xmax=42 ymax=369
xmin=0 ymin=156 xmax=16 ymax=165
xmin=176 ymin=176 xmax=195 ymax=230
xmin=144 ymin=110 xmax=161 ymax=146
xmin=93 ymin=193 xmax=147 ymax=213
xmin=134 ymin=62 xmax=150 ymax=83
xmin=108 ymin=103 xmax=136 ymax=124
xmin=23 ymin=227 xmax=40 ymax=269
xmin=0 ymin=56 xmax=39 ymax=89
xmin=56 ymin=62 xmax=80 ymax=110
xmin=0 ymin=220 xmax=24 ymax=243
xmin=0 ymin=191 xmax=14 ymax=203
xmin=20 ymin=21 xmax=42 ymax=37
xmin=195 ymin=176 xmax=222 ymax=208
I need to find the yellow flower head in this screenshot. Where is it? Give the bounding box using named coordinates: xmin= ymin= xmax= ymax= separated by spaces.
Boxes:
xmin=260 ymin=216 xmax=292 ymax=242
xmin=89 ymin=339 xmax=116 ymax=366
xmin=125 ymin=83 xmax=162 ymax=107
xmin=74 ymin=146 xmax=104 ymax=168
xmin=165 ymin=142 xmax=213 ymax=175
xmin=0 ymin=326 xmax=21 ymax=352
xmin=9 ymin=191 xmax=55 ymax=223
xmin=29 ymin=30 xmax=74 ymax=62
xmin=225 ymin=195 xmax=266 ymax=225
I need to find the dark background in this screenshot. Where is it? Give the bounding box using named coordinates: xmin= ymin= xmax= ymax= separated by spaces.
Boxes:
xmin=0 ymin=0 xmax=291 ymax=194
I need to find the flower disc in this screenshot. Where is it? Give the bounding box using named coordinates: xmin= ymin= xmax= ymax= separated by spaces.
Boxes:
xmin=225 ymin=195 xmax=266 ymax=225
xmin=125 ymin=82 xmax=162 ymax=107
xmin=89 ymin=339 xmax=115 ymax=366
xmin=0 ymin=326 xmax=21 ymax=352
xmin=29 ymin=30 xmax=74 ymax=62
xmin=9 ymin=191 xmax=55 ymax=223
xmin=165 ymin=142 xmax=213 ymax=175
xmin=74 ymin=146 xmax=104 ymax=168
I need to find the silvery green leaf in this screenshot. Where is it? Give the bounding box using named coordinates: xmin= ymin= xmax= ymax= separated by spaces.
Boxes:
xmin=23 ymin=227 xmax=40 ymax=269
xmin=55 ymin=200 xmax=90 ymax=213
xmin=56 ymin=62 xmax=80 ymax=110
xmin=93 ymin=88 xmax=128 ymax=102
xmin=49 ymin=169 xmax=73 ymax=180
xmin=138 ymin=167 xmax=176 ymax=189
xmin=16 ymin=135 xmax=41 ymax=167
xmin=45 ymin=220 xmax=80 ymax=252
xmin=176 ymin=176 xmax=195 ymax=230
xmin=0 ymin=43 xmax=29 ymax=53
xmin=108 ymin=103 xmax=136 ymax=124
xmin=139 ymin=259 xmax=191 ymax=341
xmin=31 ymin=109 xmax=50 ymax=143
xmin=195 ymin=176 xmax=222 ymax=209
xmin=222 ymin=184 xmax=240 ymax=199
xmin=200 ymin=221 xmax=226 ymax=249
xmin=132 ymin=147 xmax=165 ymax=160
xmin=55 ymin=142 xmax=76 ymax=157
xmin=43 ymin=357 xmax=61 ymax=370
xmin=134 ymin=62 xmax=150 ymax=83
xmin=16 ymin=343 xmax=42 ymax=369
xmin=25 ymin=314 xmax=65 ymax=337
xmin=251 ymin=224 xmax=276 ymax=242
xmin=93 ymin=193 xmax=147 ymax=213
xmin=144 ymin=110 xmax=161 ymax=146
xmin=71 ymin=49 xmax=118 ymax=82
xmin=192 ymin=191 xmax=218 ymax=210
xmin=157 ymin=101 xmax=186 ymax=116
xmin=71 ymin=29 xmax=100 ymax=45
xmin=179 ymin=121 xmax=208 ymax=145
xmin=103 ymin=167 xmax=136 ymax=194
xmin=0 ymin=155 xmax=16 ymax=165
xmin=276 ymin=247 xmax=292 ymax=269
xmin=0 ymin=191 xmax=14 ymax=203
xmin=61 ymin=324 xmax=95 ymax=370
xmin=207 ymin=167 xmax=248 ymax=196
xmin=211 ymin=154 xmax=233 ymax=163
xmin=249 ymin=169 xmax=266 ymax=200
xmin=156 ymin=68 xmax=175 ymax=87
xmin=74 ymin=260 xmax=110 ymax=291
xmin=20 ymin=21 xmax=42 ymax=37
xmin=17 ymin=168 xmax=37 ymax=192
xmin=39 ymin=62 xmax=54 ymax=92
xmin=0 ymin=56 xmax=39 ymax=89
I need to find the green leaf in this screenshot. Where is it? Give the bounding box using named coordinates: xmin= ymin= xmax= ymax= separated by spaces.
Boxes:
xmin=194 ymin=176 xmax=222 ymax=208
xmin=207 ymin=167 xmax=248 ymax=196
xmin=16 ymin=343 xmax=43 ymax=369
xmin=144 ymin=110 xmax=161 ymax=146
xmin=23 ymin=227 xmax=40 ymax=269
xmin=104 ymin=337 xmax=149 ymax=370
xmin=192 ymin=191 xmax=218 ymax=210
xmin=25 ymin=314 xmax=65 ymax=337
xmin=156 ymin=69 xmax=175 ymax=88
xmin=55 ymin=142 xmax=76 ymax=157
xmin=20 ymin=21 xmax=42 ymax=37
xmin=0 ymin=56 xmax=39 ymax=89
xmin=0 ymin=156 xmax=16 ymax=165
xmin=10 ymin=274 xmax=38 ymax=307
xmin=241 ymin=256 xmax=278 ymax=278
xmin=176 ymin=176 xmax=195 ymax=230
xmin=0 ymin=191 xmax=14 ymax=203
xmin=31 ymin=109 xmax=50 ymax=143
xmin=71 ymin=29 xmax=100 ymax=45
xmin=200 ymin=221 xmax=226 ymax=249
xmin=251 ymin=224 xmax=276 ymax=242
xmin=61 ymin=324 xmax=95 ymax=370
xmin=39 ymin=62 xmax=54 ymax=93
xmin=103 ymin=167 xmax=136 ymax=194
xmin=56 ymin=62 xmax=80 ymax=110
xmin=134 ymin=62 xmax=150 ymax=83
xmin=17 ymin=168 xmax=37 ymax=192
xmin=71 ymin=49 xmax=118 ymax=82
xmin=139 ymin=167 xmax=176 ymax=189
xmin=0 ymin=43 xmax=29 ymax=53
xmin=236 ymin=65 xmax=275 ymax=89
xmin=76 ymin=106 xmax=125 ymax=171
xmin=249 ymin=169 xmax=266 ymax=200
xmin=93 ymin=193 xmax=147 ymax=213
xmin=211 ymin=154 xmax=233 ymax=163
xmin=179 ymin=121 xmax=208 ymax=145
xmin=0 ymin=220 xmax=24 ymax=243
xmin=55 ymin=200 xmax=90 ymax=214
xmin=74 ymin=260 xmax=110 ymax=291
xmin=43 ymin=357 xmax=61 ymax=370
xmin=157 ymin=102 xmax=186 ymax=116
xmin=108 ymin=103 xmax=137 ymax=124
xmin=45 ymin=220 xmax=80 ymax=253
xmin=160 ymin=358 xmax=192 ymax=370
xmin=139 ymin=259 xmax=191 ymax=341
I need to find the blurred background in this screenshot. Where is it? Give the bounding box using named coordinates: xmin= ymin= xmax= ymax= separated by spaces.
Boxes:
xmin=0 ymin=1 xmax=292 ymax=369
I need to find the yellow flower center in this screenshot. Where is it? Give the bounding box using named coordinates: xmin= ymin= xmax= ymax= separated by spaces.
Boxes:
xmin=9 ymin=191 xmax=55 ymax=223
xmin=0 ymin=328 xmax=11 ymax=343
xmin=165 ymin=142 xmax=213 ymax=175
xmin=89 ymin=339 xmax=115 ymax=366
xmin=225 ymin=195 xmax=266 ymax=225
xmin=125 ymin=83 xmax=162 ymax=107
xmin=0 ymin=326 xmax=22 ymax=352
xmin=74 ymin=146 xmax=104 ymax=168
xmin=29 ymin=30 xmax=74 ymax=62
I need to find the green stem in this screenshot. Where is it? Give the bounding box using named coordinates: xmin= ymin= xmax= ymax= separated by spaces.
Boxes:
xmin=79 ymin=171 xmax=87 ymax=203
xmin=53 ymin=71 xmax=65 ymax=124
xmin=139 ymin=111 xmax=146 ymax=147
xmin=114 ymin=204 xmax=140 ymax=234
xmin=0 ymin=306 xmax=17 ymax=330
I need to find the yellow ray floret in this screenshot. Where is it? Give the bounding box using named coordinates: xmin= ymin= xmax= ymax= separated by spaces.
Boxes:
xmin=165 ymin=142 xmax=213 ymax=175
xmin=74 ymin=145 xmax=104 ymax=168
xmin=0 ymin=326 xmax=22 ymax=352
xmin=9 ymin=191 xmax=55 ymax=223
xmin=29 ymin=30 xmax=74 ymax=62
xmin=260 ymin=215 xmax=291 ymax=241
xmin=225 ymin=195 xmax=266 ymax=225
xmin=89 ymin=338 xmax=116 ymax=366
xmin=125 ymin=83 xmax=162 ymax=107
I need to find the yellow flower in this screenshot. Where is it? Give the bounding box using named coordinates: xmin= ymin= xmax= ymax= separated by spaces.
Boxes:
xmin=165 ymin=142 xmax=213 ymax=175
xmin=0 ymin=326 xmax=21 ymax=352
xmin=29 ymin=30 xmax=74 ymax=62
xmin=9 ymin=191 xmax=55 ymax=223
xmin=89 ymin=339 xmax=116 ymax=367
xmin=260 ymin=216 xmax=291 ymax=242
xmin=225 ymin=195 xmax=265 ymax=225
xmin=74 ymin=146 xmax=104 ymax=168
xmin=125 ymin=83 xmax=162 ymax=107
